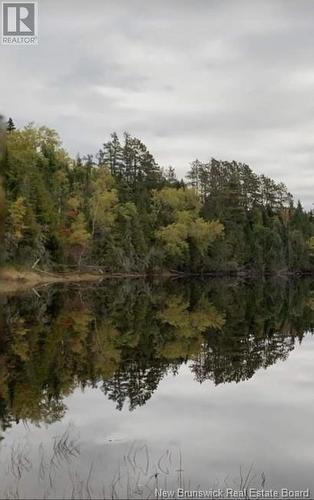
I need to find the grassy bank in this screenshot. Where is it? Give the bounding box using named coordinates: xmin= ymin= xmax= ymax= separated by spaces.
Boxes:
xmin=0 ymin=267 xmax=102 ymax=294
xmin=0 ymin=267 xmax=180 ymax=294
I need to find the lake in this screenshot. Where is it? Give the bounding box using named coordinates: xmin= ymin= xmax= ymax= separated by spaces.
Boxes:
xmin=0 ymin=278 xmax=313 ymax=499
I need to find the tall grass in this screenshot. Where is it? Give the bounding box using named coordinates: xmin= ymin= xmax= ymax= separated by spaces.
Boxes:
xmin=0 ymin=425 xmax=266 ymax=499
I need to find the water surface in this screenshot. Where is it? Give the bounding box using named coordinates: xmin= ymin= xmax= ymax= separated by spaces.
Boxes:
xmin=0 ymin=278 xmax=313 ymax=498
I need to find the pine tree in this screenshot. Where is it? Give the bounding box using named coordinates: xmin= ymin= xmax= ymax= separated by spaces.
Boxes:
xmin=0 ymin=122 xmax=312 ymax=275
xmin=6 ymin=118 xmax=16 ymax=132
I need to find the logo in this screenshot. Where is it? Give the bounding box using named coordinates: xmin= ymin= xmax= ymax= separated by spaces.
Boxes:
xmin=1 ymin=2 xmax=38 ymax=45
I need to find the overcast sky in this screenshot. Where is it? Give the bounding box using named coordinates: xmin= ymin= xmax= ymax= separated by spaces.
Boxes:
xmin=1 ymin=0 xmax=314 ymax=207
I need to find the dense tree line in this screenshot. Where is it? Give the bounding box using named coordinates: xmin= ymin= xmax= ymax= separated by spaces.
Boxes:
xmin=0 ymin=117 xmax=313 ymax=274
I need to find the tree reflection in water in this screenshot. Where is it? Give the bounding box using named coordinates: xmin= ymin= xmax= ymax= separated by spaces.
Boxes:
xmin=0 ymin=278 xmax=313 ymax=426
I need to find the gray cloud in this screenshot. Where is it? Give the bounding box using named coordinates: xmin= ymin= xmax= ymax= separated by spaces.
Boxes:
xmin=0 ymin=0 xmax=313 ymax=207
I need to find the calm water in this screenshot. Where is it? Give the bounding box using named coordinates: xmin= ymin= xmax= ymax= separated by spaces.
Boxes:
xmin=0 ymin=278 xmax=313 ymax=499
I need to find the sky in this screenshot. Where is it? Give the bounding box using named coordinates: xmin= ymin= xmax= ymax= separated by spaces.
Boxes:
xmin=1 ymin=0 xmax=314 ymax=208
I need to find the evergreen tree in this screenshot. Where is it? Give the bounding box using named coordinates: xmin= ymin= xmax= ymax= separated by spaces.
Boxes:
xmin=0 ymin=122 xmax=312 ymax=275
xmin=6 ymin=117 xmax=15 ymax=132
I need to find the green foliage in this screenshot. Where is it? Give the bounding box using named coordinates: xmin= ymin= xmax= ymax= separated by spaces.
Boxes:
xmin=6 ymin=117 xmax=15 ymax=132
xmin=154 ymin=187 xmax=224 ymax=269
xmin=7 ymin=196 xmax=27 ymax=244
xmin=0 ymin=180 xmax=5 ymax=263
xmin=60 ymin=197 xmax=91 ymax=266
xmin=308 ymin=237 xmax=314 ymax=255
xmin=154 ymin=186 xmax=201 ymax=216
xmin=187 ymin=159 xmax=313 ymax=273
xmin=0 ymin=120 xmax=312 ymax=273
xmin=90 ymin=169 xmax=118 ymax=235
xmin=157 ymin=222 xmax=189 ymax=258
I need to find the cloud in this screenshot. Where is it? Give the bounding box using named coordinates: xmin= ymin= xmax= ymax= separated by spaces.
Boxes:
xmin=0 ymin=0 xmax=313 ymax=207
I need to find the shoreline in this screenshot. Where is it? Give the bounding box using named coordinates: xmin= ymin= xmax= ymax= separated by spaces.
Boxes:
xmin=0 ymin=268 xmax=104 ymax=294
xmin=0 ymin=268 xmax=177 ymax=294
xmin=0 ymin=267 xmax=313 ymax=294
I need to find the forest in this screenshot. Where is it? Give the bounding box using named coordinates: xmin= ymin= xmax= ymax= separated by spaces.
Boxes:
xmin=0 ymin=116 xmax=313 ymax=275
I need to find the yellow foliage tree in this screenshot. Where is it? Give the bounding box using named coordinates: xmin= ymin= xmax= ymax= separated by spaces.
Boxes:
xmin=8 ymin=196 xmax=27 ymax=246
xmin=308 ymin=236 xmax=314 ymax=256
xmin=61 ymin=197 xmax=91 ymax=266
xmin=90 ymin=169 xmax=119 ymax=236
xmin=154 ymin=187 xmax=224 ymax=260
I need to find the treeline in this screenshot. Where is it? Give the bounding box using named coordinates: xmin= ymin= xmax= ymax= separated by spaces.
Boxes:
xmin=0 ymin=117 xmax=313 ymax=274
